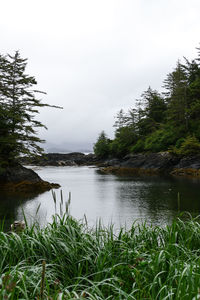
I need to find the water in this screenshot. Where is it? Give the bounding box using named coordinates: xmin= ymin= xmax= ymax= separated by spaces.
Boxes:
xmin=1 ymin=166 xmax=200 ymax=230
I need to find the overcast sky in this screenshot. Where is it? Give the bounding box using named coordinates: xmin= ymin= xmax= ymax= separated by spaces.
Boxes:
xmin=1 ymin=0 xmax=200 ymax=152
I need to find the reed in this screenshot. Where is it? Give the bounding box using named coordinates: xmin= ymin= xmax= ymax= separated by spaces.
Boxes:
xmin=0 ymin=195 xmax=200 ymax=299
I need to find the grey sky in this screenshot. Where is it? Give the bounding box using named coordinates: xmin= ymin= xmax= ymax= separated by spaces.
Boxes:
xmin=1 ymin=0 xmax=200 ymax=152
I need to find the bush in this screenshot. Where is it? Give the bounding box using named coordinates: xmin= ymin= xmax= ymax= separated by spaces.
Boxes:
xmin=144 ymin=128 xmax=177 ymax=152
xmin=130 ymin=139 xmax=145 ymax=153
xmin=178 ymin=136 xmax=200 ymax=155
xmin=175 ymin=137 xmax=185 ymax=149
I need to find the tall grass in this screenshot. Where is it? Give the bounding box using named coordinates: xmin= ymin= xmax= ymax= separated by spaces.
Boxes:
xmin=0 ymin=195 xmax=200 ymax=299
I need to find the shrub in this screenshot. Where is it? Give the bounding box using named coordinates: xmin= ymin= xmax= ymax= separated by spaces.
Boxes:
xmin=175 ymin=137 xmax=185 ymax=149
xmin=130 ymin=139 xmax=145 ymax=153
xmin=144 ymin=128 xmax=177 ymax=152
xmin=178 ymin=136 xmax=200 ymax=155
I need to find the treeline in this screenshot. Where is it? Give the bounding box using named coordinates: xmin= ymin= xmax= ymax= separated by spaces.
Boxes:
xmin=94 ymin=46 xmax=200 ymax=158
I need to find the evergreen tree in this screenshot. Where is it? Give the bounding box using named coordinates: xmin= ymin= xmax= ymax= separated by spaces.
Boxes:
xmin=182 ymin=55 xmax=200 ymax=137
xmin=0 ymin=51 xmax=60 ymax=166
xmin=163 ymin=61 xmax=189 ymax=133
xmin=113 ymin=109 xmax=129 ymax=130
xmin=111 ymin=108 xmax=138 ymax=157
xmin=95 ymin=45 xmax=200 ymax=157
xmin=93 ymin=131 xmax=110 ymax=159
xmin=136 ymin=87 xmax=166 ymax=137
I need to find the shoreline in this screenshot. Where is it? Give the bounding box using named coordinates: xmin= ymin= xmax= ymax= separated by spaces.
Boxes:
xmin=22 ymin=151 xmax=200 ymax=178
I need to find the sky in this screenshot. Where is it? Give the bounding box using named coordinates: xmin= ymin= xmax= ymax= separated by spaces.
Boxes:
xmin=1 ymin=0 xmax=200 ymax=152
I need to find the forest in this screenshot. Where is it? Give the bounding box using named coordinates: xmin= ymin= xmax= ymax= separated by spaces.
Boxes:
xmin=94 ymin=46 xmax=200 ymax=158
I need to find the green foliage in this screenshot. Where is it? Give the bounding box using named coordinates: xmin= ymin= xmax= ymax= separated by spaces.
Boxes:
xmin=96 ymin=45 xmax=200 ymax=156
xmin=177 ymin=136 xmax=200 ymax=155
xmin=175 ymin=137 xmax=185 ymax=149
xmin=130 ymin=139 xmax=145 ymax=153
xmin=140 ymin=87 xmax=167 ymax=123
xmin=1 ymin=209 xmax=200 ymax=299
xmin=93 ymin=131 xmax=110 ymax=159
xmin=111 ymin=126 xmax=137 ymax=157
xmin=144 ymin=127 xmax=178 ymax=152
xmin=0 ymin=51 xmax=61 ymax=166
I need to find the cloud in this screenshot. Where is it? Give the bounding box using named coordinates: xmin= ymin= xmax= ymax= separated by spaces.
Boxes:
xmin=1 ymin=0 xmax=200 ymax=151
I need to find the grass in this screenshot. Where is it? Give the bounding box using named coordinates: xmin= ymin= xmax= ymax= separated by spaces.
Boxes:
xmin=0 ymin=195 xmax=200 ymax=299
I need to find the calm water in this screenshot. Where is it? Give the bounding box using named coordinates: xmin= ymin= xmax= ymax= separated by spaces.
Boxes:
xmin=1 ymin=166 xmax=200 ymax=230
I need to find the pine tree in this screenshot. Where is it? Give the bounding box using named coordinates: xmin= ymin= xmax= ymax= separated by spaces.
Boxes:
xmin=184 ymin=52 xmax=200 ymax=138
xmin=163 ymin=61 xmax=189 ymax=132
xmin=93 ymin=131 xmax=110 ymax=158
xmin=136 ymin=87 xmax=166 ymax=137
xmin=0 ymin=51 xmax=61 ymax=166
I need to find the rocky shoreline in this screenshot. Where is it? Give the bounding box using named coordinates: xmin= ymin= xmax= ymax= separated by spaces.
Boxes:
xmin=21 ymin=152 xmax=200 ymax=178
xmin=21 ymin=152 xmax=98 ymax=167
xmin=4 ymin=151 xmax=199 ymax=194
xmin=0 ymin=163 xmax=60 ymax=192
xmin=99 ymin=153 xmax=200 ymax=177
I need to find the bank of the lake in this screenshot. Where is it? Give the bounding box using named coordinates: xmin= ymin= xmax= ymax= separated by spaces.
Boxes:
xmin=1 ymin=165 xmax=200 ymax=232
xmin=0 ymin=163 xmax=60 ymax=193
xmin=22 ymin=152 xmax=200 ymax=178
xmin=1 ymin=213 xmax=200 ymax=299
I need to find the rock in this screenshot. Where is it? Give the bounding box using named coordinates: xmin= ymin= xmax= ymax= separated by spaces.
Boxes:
xmin=20 ymin=152 xmax=98 ymax=166
xmin=171 ymin=154 xmax=200 ymax=177
xmin=0 ymin=163 xmax=60 ymax=192
xmin=116 ymin=152 xmax=180 ymax=173
xmin=20 ymin=152 xmax=200 ymax=178
xmin=11 ymin=220 xmax=26 ymax=233
xmin=173 ymin=155 xmax=200 ymax=169
xmin=99 ymin=153 xmax=200 ymax=177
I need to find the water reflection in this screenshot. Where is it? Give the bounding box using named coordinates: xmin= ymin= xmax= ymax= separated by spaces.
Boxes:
xmin=0 ymin=166 xmax=200 ymax=231
xmin=113 ymin=174 xmax=200 ymax=226
xmin=0 ymin=190 xmax=46 ymax=231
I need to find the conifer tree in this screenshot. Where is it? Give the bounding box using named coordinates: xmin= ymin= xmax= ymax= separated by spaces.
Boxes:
xmin=163 ymin=61 xmax=189 ymax=132
xmin=0 ymin=51 xmax=60 ymax=166
xmin=93 ymin=131 xmax=110 ymax=158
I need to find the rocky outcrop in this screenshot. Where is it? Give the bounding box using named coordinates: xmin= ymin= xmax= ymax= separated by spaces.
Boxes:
xmin=0 ymin=163 xmax=60 ymax=192
xmin=99 ymin=153 xmax=200 ymax=177
xmin=21 ymin=152 xmax=98 ymax=166
xmin=20 ymin=152 xmax=200 ymax=178
xmin=170 ymin=154 xmax=200 ymax=177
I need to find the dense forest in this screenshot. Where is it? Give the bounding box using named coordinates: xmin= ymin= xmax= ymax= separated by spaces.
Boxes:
xmin=94 ymin=46 xmax=200 ymax=158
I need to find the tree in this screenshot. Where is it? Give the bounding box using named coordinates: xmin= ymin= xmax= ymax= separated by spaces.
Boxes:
xmin=93 ymin=131 xmax=110 ymax=159
xmin=136 ymin=87 xmax=166 ymax=137
xmin=0 ymin=51 xmax=61 ymax=166
xmin=163 ymin=61 xmax=189 ymax=132
xmin=113 ymin=109 xmax=129 ymax=130
xmin=110 ymin=108 xmax=138 ymax=157
xmin=182 ymin=55 xmax=200 ymax=138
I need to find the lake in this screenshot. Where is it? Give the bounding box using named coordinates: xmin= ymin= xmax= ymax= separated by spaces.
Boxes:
xmin=1 ymin=166 xmax=200 ymax=230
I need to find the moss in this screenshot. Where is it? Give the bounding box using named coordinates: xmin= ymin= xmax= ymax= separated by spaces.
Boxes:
xmin=100 ymin=166 xmax=160 ymax=176
xmin=0 ymin=180 xmax=60 ymax=193
xmin=171 ymin=168 xmax=200 ymax=177
xmin=101 ymin=166 xmax=200 ymax=178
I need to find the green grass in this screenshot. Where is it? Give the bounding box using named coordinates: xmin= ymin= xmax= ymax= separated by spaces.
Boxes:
xmin=1 ymin=198 xmax=200 ymax=299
